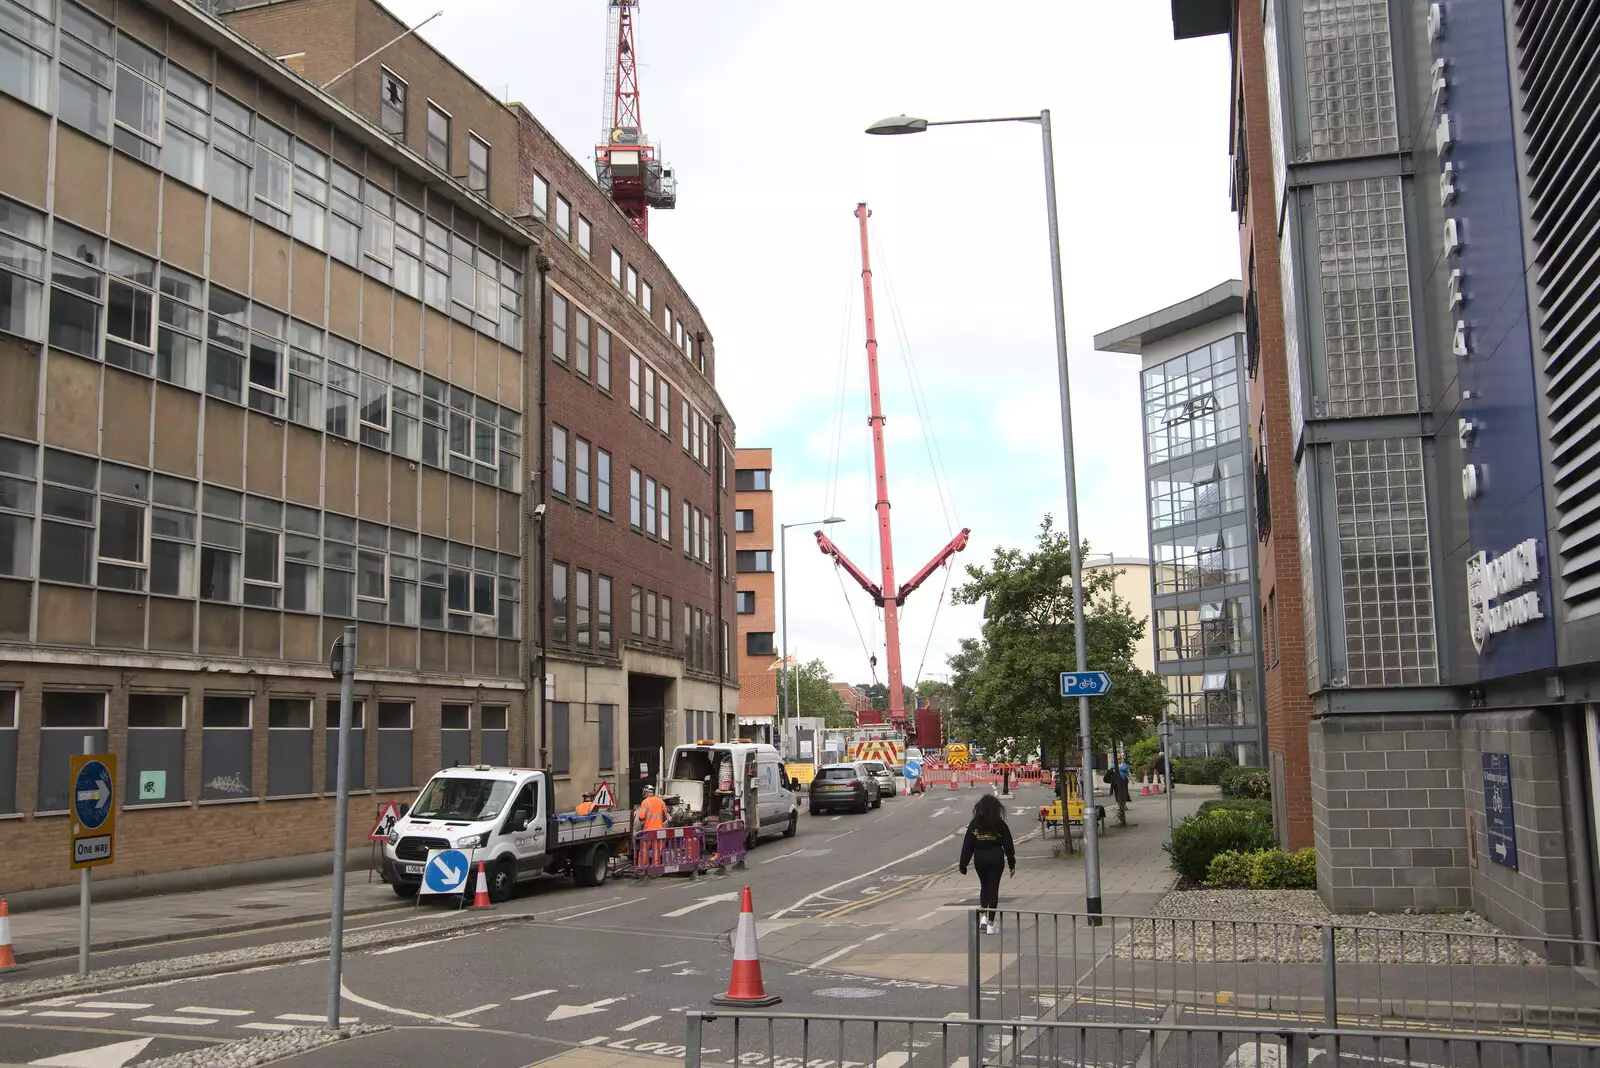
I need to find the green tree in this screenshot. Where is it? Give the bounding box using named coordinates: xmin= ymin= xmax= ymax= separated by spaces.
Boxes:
xmin=778 ymin=659 xmax=853 ymax=727
xmin=915 ymin=679 xmax=954 ymax=709
xmin=859 ymin=681 xmax=915 ymax=712
xmin=948 ymin=516 xmax=1168 ymax=774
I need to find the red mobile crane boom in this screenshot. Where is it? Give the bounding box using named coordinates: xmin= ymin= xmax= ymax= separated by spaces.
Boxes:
xmin=817 ymin=204 xmax=971 ymax=728
xmin=594 ymin=1 xmax=676 ymax=238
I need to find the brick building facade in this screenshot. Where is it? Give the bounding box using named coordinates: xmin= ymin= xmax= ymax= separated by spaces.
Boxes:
xmin=0 ymin=0 xmax=737 ymax=896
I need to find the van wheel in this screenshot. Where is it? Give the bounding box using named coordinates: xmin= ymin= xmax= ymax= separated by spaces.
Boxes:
xmin=872 ymin=795 xmax=882 ymax=810
xmin=488 ymin=859 xmax=516 ymax=902
xmin=783 ymin=813 xmax=798 ymax=838
xmin=745 ymin=827 xmax=758 ymax=850
xmin=810 ymin=805 xmax=826 ymax=816
xmin=391 ymin=882 xmax=418 ymax=898
xmin=574 ymin=846 xmax=610 ymax=887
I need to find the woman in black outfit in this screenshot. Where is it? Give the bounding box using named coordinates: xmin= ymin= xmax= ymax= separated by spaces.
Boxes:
xmin=959 ymin=793 xmax=1016 ymax=934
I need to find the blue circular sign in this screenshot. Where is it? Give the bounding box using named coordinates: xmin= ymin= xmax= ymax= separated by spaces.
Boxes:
xmin=74 ymin=760 xmax=113 ymax=830
xmin=422 ymin=848 xmax=470 ymax=894
xmin=903 ymin=760 xmax=922 ymax=781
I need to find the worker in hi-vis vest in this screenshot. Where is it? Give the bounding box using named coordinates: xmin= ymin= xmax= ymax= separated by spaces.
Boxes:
xmin=635 ymin=785 xmax=668 ymax=831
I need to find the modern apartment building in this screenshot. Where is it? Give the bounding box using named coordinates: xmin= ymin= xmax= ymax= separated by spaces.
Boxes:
xmin=0 ymin=0 xmax=736 ymax=895
xmin=1097 ymin=283 xmax=1265 ymax=766
xmin=1173 ymin=0 xmax=1600 ymax=942
xmin=734 ymin=447 xmax=775 ymax=742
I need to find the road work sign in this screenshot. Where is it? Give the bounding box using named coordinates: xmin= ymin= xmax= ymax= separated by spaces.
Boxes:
xmin=421 ymin=848 xmax=470 ymax=895
xmin=369 ymin=800 xmax=402 ymax=842
xmin=70 ymin=753 xmax=117 ymax=869
xmin=1060 ymin=671 xmax=1112 ymax=697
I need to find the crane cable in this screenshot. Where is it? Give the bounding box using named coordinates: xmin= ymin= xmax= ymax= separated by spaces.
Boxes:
xmin=834 ymin=560 xmax=878 ymax=683
xmin=822 ymin=274 xmax=856 ymax=522
xmin=912 ymin=559 xmax=957 ymax=688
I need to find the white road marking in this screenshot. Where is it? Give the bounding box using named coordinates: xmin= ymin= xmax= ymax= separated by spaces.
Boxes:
xmin=33 ymin=1011 xmax=115 ymax=1020
xmin=25 ymin=998 xmax=83 ymax=1007
xmin=617 ymin=1014 xmax=662 ymax=1031
xmin=371 ymin=937 xmax=454 ymax=955
xmin=1013 ymin=808 xmax=1030 ymax=815
xmin=134 ymin=1015 xmax=216 ymax=1026
xmin=875 ymin=1054 xmax=910 ymax=1068
xmin=541 ymin=895 xmax=624 ymax=918
xmin=337 ymin=981 xmax=440 ymax=1024
xmin=931 ymin=808 xmax=951 ymax=818
xmin=75 ymin=1002 xmax=153 ymax=1010
xmin=178 ymin=1006 xmax=252 ymax=1016
xmin=759 ymin=849 xmax=804 ymax=864
xmin=555 ymin=899 xmax=640 ymax=922
xmin=825 ymin=830 xmax=855 ymax=841
xmin=830 ymin=815 xmax=843 ymax=821
xmin=548 ymin=997 xmax=627 ymax=1021
xmin=808 ymin=942 xmax=863 ymax=969
xmin=772 ymin=832 xmax=959 ymax=919
xmin=865 ymin=932 xmax=888 ymax=942
xmin=661 ymin=891 xmax=740 ymax=918
xmin=512 ymin=988 xmax=558 ymax=1001
xmin=28 ymin=1036 xmax=153 ymax=1067
xmin=446 ymin=1003 xmax=499 ymax=1019
xmin=580 ymin=1037 xmax=610 ymax=1047
xmin=0 ymin=1009 xmax=27 ymax=1017
xmin=277 ymin=1012 xmax=361 ymax=1024
xmin=238 ymin=1023 xmax=300 ymax=1032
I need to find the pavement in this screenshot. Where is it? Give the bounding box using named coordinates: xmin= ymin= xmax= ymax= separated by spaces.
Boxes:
xmin=0 ymin=780 xmax=1198 ymax=1067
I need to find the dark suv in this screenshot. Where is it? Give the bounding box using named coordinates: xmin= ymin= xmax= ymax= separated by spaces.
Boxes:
xmin=809 ymin=763 xmax=880 ymax=814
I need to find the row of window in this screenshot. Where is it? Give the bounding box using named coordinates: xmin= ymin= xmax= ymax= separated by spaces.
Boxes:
xmin=0 ymin=1 xmax=524 ymax=348
xmin=377 ymin=67 xmax=490 ymax=194
xmin=618 ymin=584 xmax=727 ymax=676
xmin=0 ymin=689 xmax=508 ymax=814
xmin=736 ymin=549 xmax=773 ymax=573
xmin=735 ymin=468 xmax=771 ymax=492
xmin=0 ymin=439 xmax=519 ymax=634
xmin=0 ymin=198 xmax=523 ymax=491
xmin=1142 ymin=337 xmax=1244 ymax=465
xmin=746 ymin=630 xmax=775 ymax=656
xmin=1148 ymin=455 xmax=1247 ymax=530
xmin=549 ymin=700 xmax=614 ymax=775
xmin=549 ymin=427 xmax=613 ymax=515
xmin=549 ymin=563 xmax=612 ymax=651
xmin=1152 ymin=525 xmax=1251 ymax=596
xmin=550 ymin=291 xmax=613 ymax=392
xmin=1156 ymin=597 xmax=1256 ymax=662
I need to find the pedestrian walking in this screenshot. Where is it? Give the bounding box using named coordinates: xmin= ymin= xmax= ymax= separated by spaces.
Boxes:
xmin=1154 ymin=750 xmax=1169 ymax=791
xmin=958 ymin=793 xmax=1016 ymax=935
xmin=1103 ymin=761 xmax=1132 ymax=807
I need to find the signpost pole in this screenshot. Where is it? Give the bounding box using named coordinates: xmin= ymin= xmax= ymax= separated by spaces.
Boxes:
xmin=1162 ymin=710 xmax=1175 ymax=850
xmin=327 ymin=625 xmax=356 ymax=1030
xmin=78 ymin=734 xmax=91 ymax=977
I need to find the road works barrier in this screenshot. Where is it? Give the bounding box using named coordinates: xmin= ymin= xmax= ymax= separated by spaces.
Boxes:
xmin=683 ymin=1010 xmax=1600 ymax=1068
xmin=970 ymin=909 xmax=1600 ymax=1041
xmin=918 ymin=765 xmax=1052 ymax=790
xmin=632 ymin=821 xmax=748 ymax=877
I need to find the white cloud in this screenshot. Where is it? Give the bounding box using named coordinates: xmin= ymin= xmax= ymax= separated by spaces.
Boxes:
xmin=381 ymin=0 xmax=1237 ymax=684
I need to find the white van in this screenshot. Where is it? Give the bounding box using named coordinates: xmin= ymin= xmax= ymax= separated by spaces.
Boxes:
xmin=664 ymin=741 xmax=800 ymax=847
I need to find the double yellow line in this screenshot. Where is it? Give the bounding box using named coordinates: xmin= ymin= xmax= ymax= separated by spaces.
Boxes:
xmin=813 ymin=865 xmax=958 ymax=920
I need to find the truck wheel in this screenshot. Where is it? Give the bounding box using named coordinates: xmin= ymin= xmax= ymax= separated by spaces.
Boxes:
xmin=783 ymin=813 xmax=798 ymax=838
xmin=745 ymin=827 xmax=758 ymax=850
xmin=489 ymin=859 xmax=516 ymax=902
xmin=574 ymin=846 xmax=610 ymax=887
xmin=391 ymin=882 xmax=418 ymax=898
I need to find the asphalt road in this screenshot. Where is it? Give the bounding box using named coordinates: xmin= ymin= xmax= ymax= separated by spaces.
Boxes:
xmin=0 ymin=787 xmax=1019 ymax=1067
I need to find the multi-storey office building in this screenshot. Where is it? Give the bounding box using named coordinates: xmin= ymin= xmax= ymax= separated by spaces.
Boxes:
xmin=1098 ymin=283 xmax=1265 ymax=765
xmin=1173 ymin=0 xmax=1600 ymax=942
xmin=0 ymin=0 xmax=530 ymax=895
xmin=219 ymin=0 xmax=740 ymax=811
xmin=734 ymin=447 xmax=776 ymax=742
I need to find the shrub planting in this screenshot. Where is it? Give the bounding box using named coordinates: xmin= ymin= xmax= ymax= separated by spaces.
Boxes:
xmin=1165 ymin=807 xmax=1276 ymax=882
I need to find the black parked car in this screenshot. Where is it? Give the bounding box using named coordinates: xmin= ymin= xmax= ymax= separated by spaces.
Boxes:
xmin=809 ymin=763 xmax=881 ymax=815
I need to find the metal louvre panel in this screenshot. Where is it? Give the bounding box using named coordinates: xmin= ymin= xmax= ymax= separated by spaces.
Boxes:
xmin=1515 ymin=0 xmax=1600 ymax=618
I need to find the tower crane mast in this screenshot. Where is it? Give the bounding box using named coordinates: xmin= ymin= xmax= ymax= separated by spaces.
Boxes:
xmin=816 ymin=204 xmax=971 ymax=728
xmin=595 ymin=0 xmax=676 ymax=238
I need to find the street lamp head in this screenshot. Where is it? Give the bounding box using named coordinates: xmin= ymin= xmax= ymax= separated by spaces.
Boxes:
xmin=865 ymin=115 xmax=929 ymax=136
xmin=823 ymin=516 xmax=846 ymax=525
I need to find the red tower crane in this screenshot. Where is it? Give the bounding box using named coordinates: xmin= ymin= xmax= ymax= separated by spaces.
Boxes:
xmin=817 ymin=204 xmax=971 ymax=728
xmin=594 ymin=0 xmax=676 ymax=238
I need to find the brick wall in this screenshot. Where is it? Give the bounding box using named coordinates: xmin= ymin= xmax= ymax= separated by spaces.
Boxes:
xmin=1236 ymin=4 xmax=1315 ymax=850
xmin=735 ymin=448 xmax=776 ymax=719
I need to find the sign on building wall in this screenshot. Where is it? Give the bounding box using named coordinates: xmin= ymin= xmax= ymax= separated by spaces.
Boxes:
xmin=1480 ymin=752 xmax=1518 ymax=871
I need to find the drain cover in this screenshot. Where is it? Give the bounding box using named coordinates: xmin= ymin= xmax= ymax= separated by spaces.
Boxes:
xmin=173 ymin=913 xmax=231 ymax=920
xmin=813 ymin=987 xmax=886 ymax=999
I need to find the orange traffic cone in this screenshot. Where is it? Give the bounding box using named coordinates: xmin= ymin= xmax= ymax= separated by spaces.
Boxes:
xmin=469 ymin=861 xmax=495 ymax=910
xmin=1141 ymin=773 xmax=1151 ymax=796
xmin=711 ymin=885 xmax=780 ymax=1006
xmin=0 ymin=898 xmax=18 ymax=970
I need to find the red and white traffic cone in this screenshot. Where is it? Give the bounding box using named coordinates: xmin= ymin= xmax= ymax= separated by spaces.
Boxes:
xmin=469 ymin=860 xmax=495 ymax=910
xmin=0 ymin=898 xmax=19 ymax=970
xmin=1141 ymin=773 xmax=1152 ymax=796
xmin=711 ymin=885 xmax=780 ymax=1006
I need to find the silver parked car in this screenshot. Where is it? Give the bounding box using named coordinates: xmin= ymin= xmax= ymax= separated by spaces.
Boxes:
xmin=858 ymin=759 xmax=896 ymax=799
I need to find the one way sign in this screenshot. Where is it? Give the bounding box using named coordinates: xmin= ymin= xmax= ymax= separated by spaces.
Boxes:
xmin=1060 ymin=671 xmax=1112 ymax=697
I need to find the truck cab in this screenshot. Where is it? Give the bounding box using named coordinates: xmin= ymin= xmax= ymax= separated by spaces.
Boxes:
xmin=664 ymin=741 xmax=799 ymax=847
xmin=382 ymin=765 xmax=630 ymax=902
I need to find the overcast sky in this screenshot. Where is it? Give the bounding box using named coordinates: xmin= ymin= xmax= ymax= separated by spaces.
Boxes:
xmin=384 ymin=0 xmax=1240 ymax=690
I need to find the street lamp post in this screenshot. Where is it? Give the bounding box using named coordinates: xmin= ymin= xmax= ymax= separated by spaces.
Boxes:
xmin=779 ymin=517 xmax=845 ymax=754
xmin=866 ymin=110 xmax=1103 ymax=924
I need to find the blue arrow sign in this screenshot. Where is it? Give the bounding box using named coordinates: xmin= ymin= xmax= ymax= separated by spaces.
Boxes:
xmin=1060 ymin=671 xmax=1112 ymax=697
xmin=74 ymin=759 xmax=113 ymax=830
xmin=422 ymin=848 xmax=470 ymax=894
xmin=903 ymin=760 xmax=922 ymax=781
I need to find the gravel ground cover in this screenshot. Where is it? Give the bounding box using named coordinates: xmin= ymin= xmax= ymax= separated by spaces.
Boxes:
xmin=1113 ymin=889 xmax=1545 ymax=964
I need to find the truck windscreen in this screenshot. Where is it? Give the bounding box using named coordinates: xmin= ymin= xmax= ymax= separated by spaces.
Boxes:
xmin=411 ymin=777 xmax=515 ymax=821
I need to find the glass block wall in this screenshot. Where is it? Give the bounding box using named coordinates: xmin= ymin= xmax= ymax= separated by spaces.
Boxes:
xmin=1302 ymin=0 xmax=1400 ymax=160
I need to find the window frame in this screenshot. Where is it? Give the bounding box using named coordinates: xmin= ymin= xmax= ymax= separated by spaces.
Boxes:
xmin=379 ymin=66 xmax=407 ymax=136
xmin=467 ymin=132 xmax=490 ymax=193
xmin=425 ymin=101 xmax=451 ymax=171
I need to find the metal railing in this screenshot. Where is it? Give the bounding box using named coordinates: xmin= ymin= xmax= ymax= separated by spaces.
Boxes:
xmin=686 ymin=1010 xmax=1600 ymax=1068
xmin=971 ymin=910 xmax=1600 ymax=1040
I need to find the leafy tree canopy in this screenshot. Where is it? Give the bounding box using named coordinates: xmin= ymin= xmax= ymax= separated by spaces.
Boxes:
xmin=778 ymin=658 xmax=855 ymax=727
xmin=947 ymin=516 xmax=1168 ymax=767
